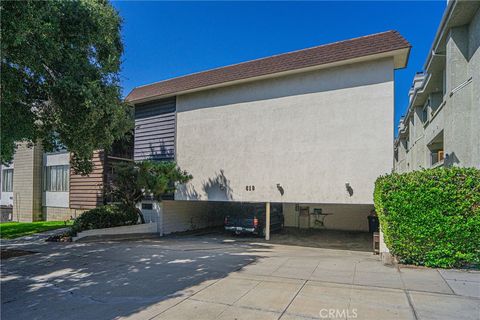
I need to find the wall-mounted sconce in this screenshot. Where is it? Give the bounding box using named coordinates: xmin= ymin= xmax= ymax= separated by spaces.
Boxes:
xmin=345 ymin=182 xmax=353 ymax=196
xmin=276 ymin=183 xmax=284 ymax=196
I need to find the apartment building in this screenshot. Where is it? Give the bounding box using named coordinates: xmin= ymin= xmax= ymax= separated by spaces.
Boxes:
xmin=0 ymin=142 xmax=132 ymax=222
xmin=394 ymin=0 xmax=480 ymax=172
xmin=127 ymin=31 xmax=411 ymax=235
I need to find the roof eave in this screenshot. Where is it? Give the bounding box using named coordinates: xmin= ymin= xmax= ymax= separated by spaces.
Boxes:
xmin=126 ymin=47 xmax=410 ymax=105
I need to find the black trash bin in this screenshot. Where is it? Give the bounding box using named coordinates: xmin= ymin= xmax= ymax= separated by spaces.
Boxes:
xmin=367 ymin=215 xmax=379 ymax=233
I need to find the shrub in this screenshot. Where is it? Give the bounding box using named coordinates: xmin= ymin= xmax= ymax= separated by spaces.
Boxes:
xmin=374 ymin=167 xmax=480 ymax=268
xmin=107 ymin=160 xmax=192 ymax=223
xmin=71 ymin=204 xmax=138 ymax=234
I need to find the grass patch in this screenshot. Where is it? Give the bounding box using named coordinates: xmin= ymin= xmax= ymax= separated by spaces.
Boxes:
xmin=0 ymin=221 xmax=72 ymax=239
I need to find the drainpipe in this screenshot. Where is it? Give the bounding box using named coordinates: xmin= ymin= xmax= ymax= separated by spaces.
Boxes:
xmin=265 ymin=202 xmax=270 ymax=241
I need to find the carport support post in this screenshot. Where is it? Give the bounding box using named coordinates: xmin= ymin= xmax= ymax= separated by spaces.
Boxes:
xmin=265 ymin=202 xmax=271 ymax=240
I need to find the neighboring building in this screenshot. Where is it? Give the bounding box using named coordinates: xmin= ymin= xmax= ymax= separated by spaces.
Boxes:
xmin=126 ymin=31 xmax=411 ymax=235
xmin=0 ymin=161 xmax=14 ymax=222
xmin=0 ymin=141 xmax=132 ymax=222
xmin=394 ymin=0 xmax=480 ymax=173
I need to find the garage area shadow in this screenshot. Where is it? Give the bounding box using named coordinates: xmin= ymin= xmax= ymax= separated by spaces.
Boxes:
xmin=215 ymin=228 xmax=373 ymax=253
xmin=0 ymin=239 xmax=271 ymax=320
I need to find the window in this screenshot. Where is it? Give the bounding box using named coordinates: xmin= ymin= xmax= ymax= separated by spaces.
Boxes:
xmin=142 ymin=203 xmax=153 ymax=210
xmin=430 ymin=92 xmax=443 ymax=115
xmin=44 ymin=165 xmax=69 ymax=191
xmin=431 ymin=150 xmax=445 ymax=166
xmin=428 ymin=131 xmax=444 ymax=167
xmin=422 ymin=102 xmax=429 ymax=124
xmin=2 ymin=169 xmax=13 ymax=192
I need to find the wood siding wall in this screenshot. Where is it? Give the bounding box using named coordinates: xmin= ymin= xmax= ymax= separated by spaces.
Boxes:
xmin=69 ymin=151 xmax=105 ymax=210
xmin=134 ymin=98 xmax=176 ymax=161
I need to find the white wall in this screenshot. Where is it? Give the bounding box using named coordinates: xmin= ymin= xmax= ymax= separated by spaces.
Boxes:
xmin=137 ymin=200 xmax=222 ymax=235
xmin=283 ymin=203 xmax=372 ymax=232
xmin=44 ymin=152 xmax=69 ymax=166
xmin=1 ymin=192 xmax=13 ymax=207
xmin=162 ymin=200 xmax=219 ymax=235
xmin=175 ymin=58 xmax=394 ymax=204
xmin=43 ymin=152 xmax=70 ymax=208
xmin=0 ymin=163 xmax=14 ymax=206
xmin=73 ymin=223 xmax=158 ymax=241
xmin=43 ymin=192 xmax=69 ymax=208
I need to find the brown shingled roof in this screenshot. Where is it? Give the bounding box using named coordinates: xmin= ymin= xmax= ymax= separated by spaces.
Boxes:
xmin=126 ymin=30 xmax=410 ymax=103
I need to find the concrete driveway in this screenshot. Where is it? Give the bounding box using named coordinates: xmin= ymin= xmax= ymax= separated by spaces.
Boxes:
xmin=1 ymin=233 xmax=479 ymax=320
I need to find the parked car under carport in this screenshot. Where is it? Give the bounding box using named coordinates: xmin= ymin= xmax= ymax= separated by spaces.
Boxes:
xmin=224 ymin=202 xmax=284 ymax=236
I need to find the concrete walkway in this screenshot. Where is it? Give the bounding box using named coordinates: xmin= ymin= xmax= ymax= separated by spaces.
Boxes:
xmin=1 ymin=234 xmax=479 ymax=319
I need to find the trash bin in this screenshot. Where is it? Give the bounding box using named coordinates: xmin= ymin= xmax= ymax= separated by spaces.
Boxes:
xmin=367 ymin=215 xmax=379 ymax=233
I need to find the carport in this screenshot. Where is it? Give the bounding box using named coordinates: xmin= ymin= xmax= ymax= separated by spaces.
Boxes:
xmin=139 ymin=200 xmax=376 ymax=253
xmin=220 ymin=201 xmax=375 ymax=252
xmin=261 ymin=202 xmax=375 ymax=252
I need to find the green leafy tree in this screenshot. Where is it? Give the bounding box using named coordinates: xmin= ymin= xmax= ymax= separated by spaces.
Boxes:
xmin=108 ymin=161 xmax=193 ymax=223
xmin=1 ymin=0 xmax=131 ymax=174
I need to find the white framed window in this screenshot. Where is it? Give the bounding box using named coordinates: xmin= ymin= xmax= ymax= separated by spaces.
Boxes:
xmin=44 ymin=165 xmax=69 ymax=192
xmin=2 ymin=169 xmax=13 ymax=192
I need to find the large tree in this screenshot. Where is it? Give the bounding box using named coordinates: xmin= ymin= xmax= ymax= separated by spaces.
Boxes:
xmin=1 ymin=0 xmax=131 ymax=174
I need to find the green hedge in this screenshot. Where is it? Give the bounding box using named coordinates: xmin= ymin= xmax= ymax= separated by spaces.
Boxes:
xmin=71 ymin=204 xmax=138 ymax=234
xmin=374 ymin=167 xmax=480 ymax=268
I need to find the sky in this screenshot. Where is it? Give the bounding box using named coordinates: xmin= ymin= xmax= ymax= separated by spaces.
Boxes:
xmin=112 ymin=1 xmax=446 ymax=134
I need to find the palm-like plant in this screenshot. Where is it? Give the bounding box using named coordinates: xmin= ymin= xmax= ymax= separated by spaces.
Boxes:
xmin=108 ymin=160 xmax=192 ymax=223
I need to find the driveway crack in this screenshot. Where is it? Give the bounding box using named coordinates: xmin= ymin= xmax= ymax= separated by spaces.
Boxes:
xmin=277 ymin=279 xmax=307 ymax=320
xmin=398 ymin=266 xmax=419 ymax=320
xmin=436 ymin=268 xmax=455 ymax=295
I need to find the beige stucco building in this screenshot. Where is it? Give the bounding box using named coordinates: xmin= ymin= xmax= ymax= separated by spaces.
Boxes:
xmin=127 ymin=31 xmax=411 ymax=235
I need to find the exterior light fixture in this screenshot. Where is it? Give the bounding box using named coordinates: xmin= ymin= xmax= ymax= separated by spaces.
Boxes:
xmin=345 ymin=182 xmax=353 ymax=196
xmin=276 ymin=183 xmax=284 ymax=196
